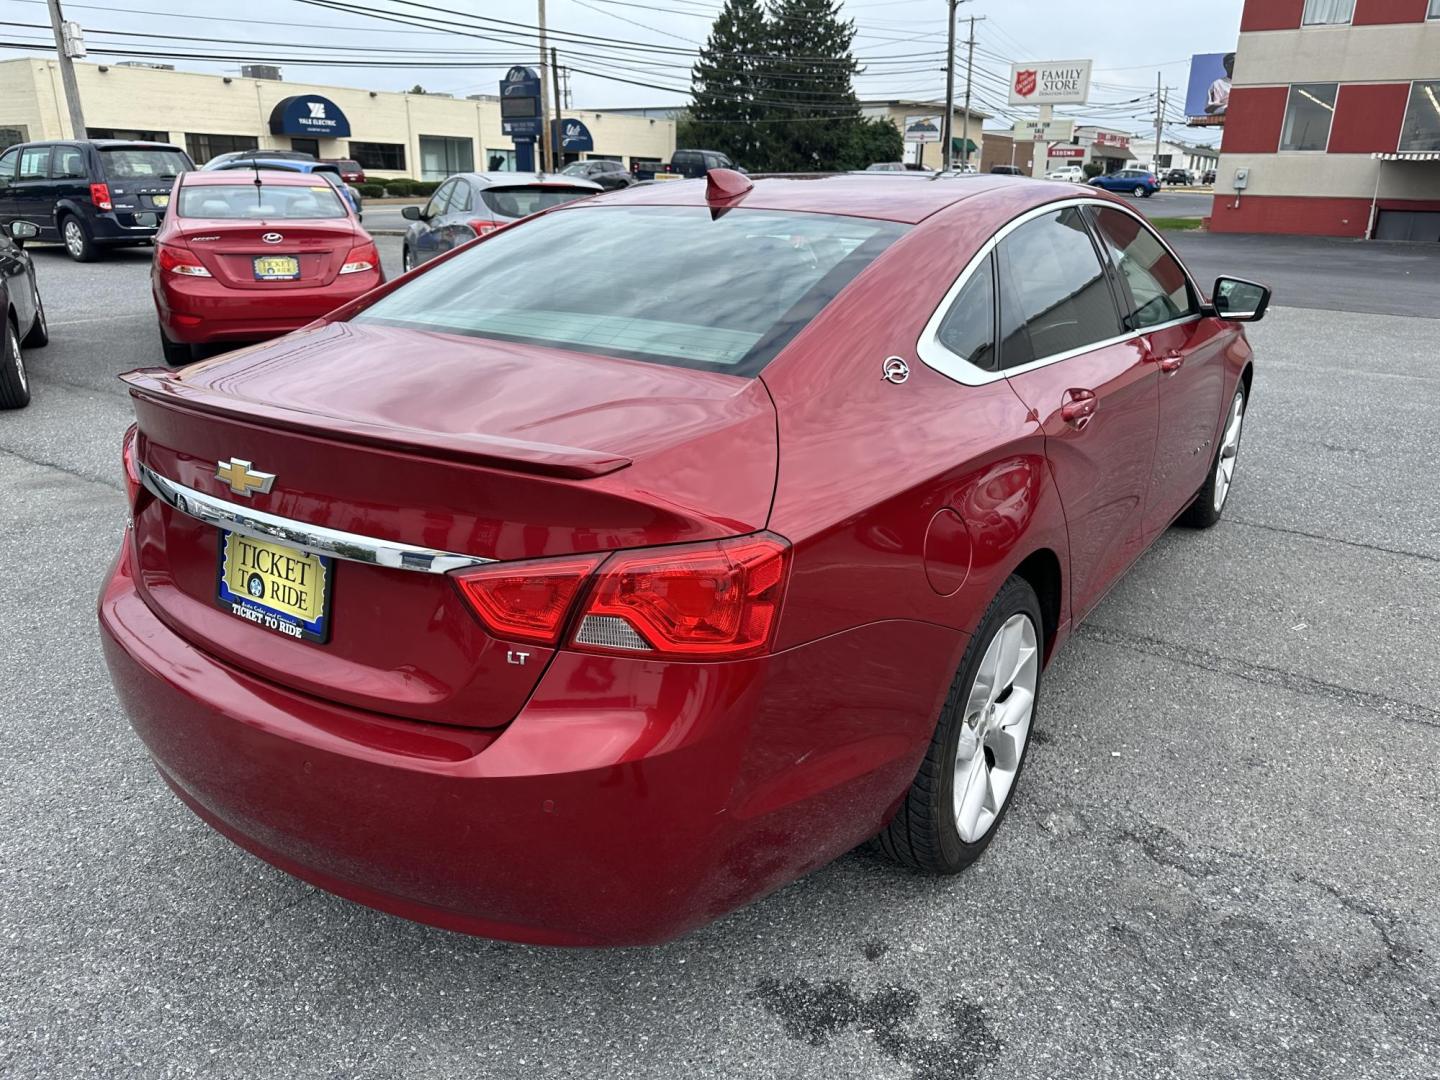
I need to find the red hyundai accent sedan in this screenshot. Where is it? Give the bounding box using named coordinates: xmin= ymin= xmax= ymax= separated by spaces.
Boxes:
xmin=151 ymin=169 xmax=384 ymax=365
xmin=100 ymin=172 xmax=1270 ymax=945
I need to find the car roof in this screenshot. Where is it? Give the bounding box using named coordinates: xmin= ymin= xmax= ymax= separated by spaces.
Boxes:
xmin=452 ymin=171 xmax=604 ymax=191
xmin=10 ymin=139 xmax=182 ymax=150
xmin=181 ymin=169 xmax=339 ymax=187
xmin=581 ymin=173 xmax=1069 ymax=224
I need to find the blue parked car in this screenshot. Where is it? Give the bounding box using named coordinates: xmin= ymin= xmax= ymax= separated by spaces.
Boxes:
xmin=204 ymin=157 xmax=363 ymax=219
xmin=1088 ymin=168 xmax=1161 ymax=198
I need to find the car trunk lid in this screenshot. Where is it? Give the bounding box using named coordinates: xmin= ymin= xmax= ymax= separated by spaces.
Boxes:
xmin=172 ymin=217 xmax=358 ymax=290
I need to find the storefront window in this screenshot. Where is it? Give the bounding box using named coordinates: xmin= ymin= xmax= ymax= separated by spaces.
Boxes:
xmin=88 ymin=128 xmax=168 ymax=143
xmin=1431 ymin=0 xmax=1440 ymax=17
xmin=1399 ymin=81 xmax=1440 ymax=152
xmin=350 ymin=142 xmax=406 ymax=171
xmin=1302 ymin=0 xmax=1354 ymax=24
xmin=185 ymin=133 xmax=259 ymax=166
xmin=419 ymin=135 xmax=474 ymax=180
xmin=484 ymin=148 xmax=515 ymax=172
xmin=1280 ymin=83 xmax=1337 ymax=151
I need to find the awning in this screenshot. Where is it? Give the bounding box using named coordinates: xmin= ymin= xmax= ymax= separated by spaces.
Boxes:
xmin=1091 ymin=145 xmax=1135 ymax=160
xmin=951 ymin=137 xmax=978 ymax=155
xmin=1371 ymin=151 xmax=1440 ymax=161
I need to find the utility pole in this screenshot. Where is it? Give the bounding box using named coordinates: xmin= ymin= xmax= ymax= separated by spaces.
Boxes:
xmin=942 ymin=0 xmax=957 ymax=171
xmin=550 ymin=47 xmax=564 ymax=169
xmin=45 ymin=0 xmax=86 ymax=139
xmin=537 ymin=0 xmax=553 ymax=173
xmin=1153 ymin=71 xmax=1164 ymax=176
xmin=960 ymin=15 xmax=985 ymax=168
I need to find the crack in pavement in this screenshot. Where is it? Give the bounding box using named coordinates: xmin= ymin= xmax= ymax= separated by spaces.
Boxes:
xmin=1227 ymin=516 xmax=1440 ymax=565
xmin=1075 ymin=623 xmax=1440 ymax=731
xmin=0 ymin=446 xmax=124 ymax=494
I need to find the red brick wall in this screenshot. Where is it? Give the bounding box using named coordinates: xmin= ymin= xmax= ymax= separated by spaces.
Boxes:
xmin=1328 ymin=83 xmax=1411 ymax=153
xmin=1240 ymin=0 xmax=1306 ymax=31
xmin=1354 ymin=0 xmax=1432 ymax=24
xmin=1221 ymin=86 xmax=1291 ymax=153
xmin=1208 ymin=194 xmax=1440 ymax=236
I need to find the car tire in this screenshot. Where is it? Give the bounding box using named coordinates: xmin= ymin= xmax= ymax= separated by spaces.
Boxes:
xmin=876 ymin=575 xmax=1044 ymax=874
xmin=401 ymin=246 xmax=414 ymax=273
xmin=0 ymin=317 xmax=30 ymax=410
xmin=61 ymin=214 xmax=99 ymax=263
xmin=1179 ymin=382 xmax=1247 ymax=529
xmin=158 ymin=323 xmax=194 ymax=367
xmin=20 ymin=278 xmax=48 ymax=348
xmin=1133 ymin=185 xmax=1148 ymax=198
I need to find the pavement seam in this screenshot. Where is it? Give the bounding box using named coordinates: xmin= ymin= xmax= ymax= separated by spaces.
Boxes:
xmin=0 ymin=446 xmax=124 ymax=495
xmin=1074 ymin=623 xmax=1440 ymax=730
xmin=1226 ymin=516 xmax=1440 ymax=564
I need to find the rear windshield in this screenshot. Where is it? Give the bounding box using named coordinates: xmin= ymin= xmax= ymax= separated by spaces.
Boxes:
xmin=100 ymin=147 xmax=189 ymax=180
xmin=177 ymin=183 xmax=348 ymax=220
xmin=338 ymin=160 xmax=361 ymax=172
xmin=479 ymin=185 xmax=596 ymax=219
xmin=354 ymin=205 xmax=905 ymax=374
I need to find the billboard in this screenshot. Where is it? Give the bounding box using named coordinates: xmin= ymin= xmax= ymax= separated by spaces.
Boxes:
xmin=1008 ymin=61 xmax=1092 ymax=106
xmin=1185 ymin=52 xmax=1235 ymax=127
xmin=1013 ymin=118 xmax=1075 ymax=142
xmin=903 ymin=115 xmax=942 ymax=143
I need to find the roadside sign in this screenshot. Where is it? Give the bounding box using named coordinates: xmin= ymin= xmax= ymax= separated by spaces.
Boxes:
xmin=1048 ymin=147 xmax=1085 ymax=159
xmin=1013 ymin=118 xmax=1075 ymax=142
xmin=903 ymin=115 xmax=942 ymax=144
xmin=1008 ymin=60 xmax=1092 ymax=106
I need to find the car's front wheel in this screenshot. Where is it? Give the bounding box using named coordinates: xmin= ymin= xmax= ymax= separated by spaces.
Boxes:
xmin=0 ymin=318 xmax=31 ymax=409
xmin=1180 ymin=382 xmax=1247 ymax=528
xmin=401 ymin=246 xmax=414 ymax=273
xmin=876 ymin=575 xmax=1043 ymax=873
xmin=61 ymin=215 xmax=98 ymax=262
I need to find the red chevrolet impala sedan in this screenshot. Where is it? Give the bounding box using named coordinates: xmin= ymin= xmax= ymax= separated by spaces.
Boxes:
xmin=99 ymin=172 xmax=1270 ymax=945
xmin=152 ymin=169 xmax=384 ymax=365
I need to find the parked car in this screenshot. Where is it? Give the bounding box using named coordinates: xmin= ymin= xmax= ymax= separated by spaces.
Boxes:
xmin=101 ymin=171 xmax=1270 ymax=945
xmin=323 ymin=158 xmax=367 ymax=184
xmin=1202 ymin=168 xmax=1217 ymax=185
xmin=666 ymin=149 xmax=740 ymax=178
xmin=560 ymin=159 xmax=635 ymax=190
xmin=0 ymin=220 xmax=48 ymax=409
xmin=205 ymin=158 xmax=363 ymax=219
xmin=204 ymin=149 xmax=315 ymax=168
xmin=151 ymin=169 xmax=384 ymax=365
xmin=989 ymin=164 xmax=1024 ymax=175
xmin=400 ymin=171 xmax=601 ymax=271
xmin=1089 ymin=169 xmax=1161 ymax=197
xmin=1045 ymin=165 xmax=1085 ymax=182
xmin=1163 ymin=168 xmax=1195 ymax=186
xmin=0 ymin=139 xmax=193 ymax=262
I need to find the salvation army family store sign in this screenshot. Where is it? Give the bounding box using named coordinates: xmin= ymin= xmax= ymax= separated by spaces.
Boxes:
xmin=1007 ymin=60 xmax=1092 ymax=107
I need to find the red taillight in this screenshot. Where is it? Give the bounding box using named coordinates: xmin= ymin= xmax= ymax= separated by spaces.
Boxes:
xmin=575 ymin=534 xmax=791 ymax=659
xmin=340 ymin=240 xmax=379 ymax=274
xmin=156 ymin=243 xmax=211 ymax=277
xmin=89 ymin=182 xmax=112 ymax=211
xmin=453 ymin=555 xmax=604 ymax=645
xmin=121 ymin=424 xmax=141 ymax=510
xmin=468 ymin=219 xmax=501 ymax=237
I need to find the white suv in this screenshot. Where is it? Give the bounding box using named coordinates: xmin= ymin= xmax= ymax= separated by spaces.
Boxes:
xmin=1046 ymin=165 xmax=1085 ymax=182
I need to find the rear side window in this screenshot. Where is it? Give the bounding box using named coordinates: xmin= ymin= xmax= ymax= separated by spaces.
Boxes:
xmin=177 ymin=183 xmax=348 ymax=220
xmin=936 ymin=252 xmax=997 ymax=370
xmin=479 ymin=185 xmax=595 ymax=219
xmin=50 ymin=146 xmax=86 ymax=179
xmin=996 ymin=206 xmax=1122 ymax=368
xmin=1088 ymin=207 xmax=1197 ymax=329
xmin=355 ymin=205 xmax=906 ymax=374
xmin=18 ymin=147 xmax=50 ymax=179
xmin=100 ymin=147 xmax=189 ymax=179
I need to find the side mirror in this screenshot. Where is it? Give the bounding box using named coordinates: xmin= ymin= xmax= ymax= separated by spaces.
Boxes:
xmin=1211 ymin=276 xmax=1272 ymax=323
xmin=9 ymin=220 xmax=39 ymax=241
xmin=401 ymin=205 xmax=422 ymax=221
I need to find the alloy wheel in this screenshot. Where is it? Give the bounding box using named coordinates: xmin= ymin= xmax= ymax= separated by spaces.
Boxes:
xmin=953 ymin=612 xmax=1039 ymax=843
xmin=1214 ymin=390 xmax=1245 ymax=512
xmin=64 ymin=220 xmax=84 ymax=258
xmin=402 ymin=248 xmax=412 ymax=272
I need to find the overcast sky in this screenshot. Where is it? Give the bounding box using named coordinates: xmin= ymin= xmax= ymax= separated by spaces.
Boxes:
xmin=1 ymin=0 xmax=1243 ymax=142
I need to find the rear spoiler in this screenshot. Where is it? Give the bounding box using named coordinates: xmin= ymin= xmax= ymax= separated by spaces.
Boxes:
xmin=120 ymin=368 xmax=631 ymax=480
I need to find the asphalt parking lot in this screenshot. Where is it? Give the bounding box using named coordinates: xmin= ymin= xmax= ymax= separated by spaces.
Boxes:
xmin=3 ymin=234 xmax=1439 ymax=1080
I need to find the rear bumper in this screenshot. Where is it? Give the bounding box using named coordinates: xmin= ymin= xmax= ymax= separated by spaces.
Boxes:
xmin=99 ymin=532 xmax=961 ymax=945
xmin=155 ymin=271 xmax=382 ymax=344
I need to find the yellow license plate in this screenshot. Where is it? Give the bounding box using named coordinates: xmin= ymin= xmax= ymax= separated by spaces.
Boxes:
xmin=152 ymin=194 xmax=170 ymax=208
xmin=217 ymin=530 xmax=331 ymax=642
xmin=253 ymin=255 xmax=300 ymax=280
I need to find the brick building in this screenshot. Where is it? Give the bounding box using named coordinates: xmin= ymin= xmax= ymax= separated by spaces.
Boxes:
xmin=1211 ymin=0 xmax=1440 ymax=239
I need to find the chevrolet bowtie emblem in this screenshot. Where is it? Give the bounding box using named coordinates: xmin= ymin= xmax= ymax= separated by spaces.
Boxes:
xmin=216 ymin=458 xmax=276 ymax=498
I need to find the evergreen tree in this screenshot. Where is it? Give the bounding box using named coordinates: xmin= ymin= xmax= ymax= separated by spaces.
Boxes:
xmin=760 ymin=0 xmax=862 ymax=171
xmin=681 ymin=0 xmax=768 ymax=167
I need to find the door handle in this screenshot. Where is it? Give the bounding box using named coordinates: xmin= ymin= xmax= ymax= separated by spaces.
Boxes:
xmin=1158 ymin=350 xmax=1185 ymax=375
xmin=1060 ymin=389 xmax=1097 ymax=430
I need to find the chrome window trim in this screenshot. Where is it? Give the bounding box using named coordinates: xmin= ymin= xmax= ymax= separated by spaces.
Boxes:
xmin=917 ymin=197 xmax=1204 ymax=387
xmin=139 ymin=463 xmax=494 ymax=574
